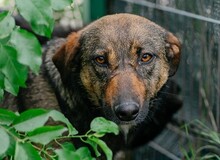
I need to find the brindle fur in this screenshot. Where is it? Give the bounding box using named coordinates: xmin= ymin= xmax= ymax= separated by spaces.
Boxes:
xmin=1 ymin=13 xmax=182 ymax=158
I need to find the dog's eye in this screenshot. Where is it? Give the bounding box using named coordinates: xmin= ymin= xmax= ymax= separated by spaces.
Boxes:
xmin=141 ymin=53 xmax=154 ymax=63
xmin=94 ymin=56 xmax=107 ymax=66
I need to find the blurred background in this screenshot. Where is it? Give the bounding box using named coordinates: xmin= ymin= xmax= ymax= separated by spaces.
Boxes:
xmin=1 ymin=0 xmax=219 ymax=159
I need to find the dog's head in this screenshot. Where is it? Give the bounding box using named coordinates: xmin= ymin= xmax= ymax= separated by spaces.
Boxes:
xmin=53 ymin=13 xmax=181 ymax=130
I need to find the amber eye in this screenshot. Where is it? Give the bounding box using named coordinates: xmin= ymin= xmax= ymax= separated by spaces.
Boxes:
xmin=141 ymin=53 xmax=154 ymax=63
xmin=94 ymin=56 xmax=107 ymax=66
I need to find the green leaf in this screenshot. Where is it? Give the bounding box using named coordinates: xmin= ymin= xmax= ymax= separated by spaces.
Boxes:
xmin=93 ymin=132 xmax=105 ymax=138
xmin=0 ymin=73 xmax=4 ymax=100
xmin=201 ymin=154 xmax=220 ymax=160
xmin=14 ymin=142 xmax=41 ymax=160
xmin=89 ymin=136 xmax=113 ymax=160
xmin=0 ymin=89 xmax=3 ymax=100
xmin=13 ymin=109 xmax=49 ymax=132
xmin=15 ymin=0 xmax=54 ymax=37
xmin=4 ymin=77 xmax=20 ymax=96
xmin=0 ymin=108 xmax=18 ymax=125
xmin=0 ymin=45 xmax=28 ymax=89
xmin=0 ymin=35 xmax=11 ymax=45
xmin=84 ymin=138 xmax=101 ymax=157
xmin=2 ymin=126 xmax=18 ymax=157
xmin=48 ymin=110 xmax=78 ymax=135
xmin=0 ymin=11 xmax=15 ymax=39
xmin=28 ymin=125 xmax=67 ymax=145
xmin=90 ymin=117 xmax=119 ymax=135
xmin=0 ymin=73 xmax=3 ymax=88
xmin=13 ymin=109 xmax=78 ymax=134
xmin=0 ymin=127 xmax=10 ymax=157
xmin=51 ymin=0 xmax=73 ymax=11
xmin=10 ymin=28 xmax=42 ymax=74
xmin=55 ymin=148 xmax=80 ymax=160
xmin=75 ymin=147 xmax=95 ymax=160
xmin=61 ymin=142 xmax=76 ymax=151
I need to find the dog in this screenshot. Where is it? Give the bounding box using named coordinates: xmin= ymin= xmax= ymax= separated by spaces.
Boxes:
xmin=1 ymin=13 xmax=182 ymax=158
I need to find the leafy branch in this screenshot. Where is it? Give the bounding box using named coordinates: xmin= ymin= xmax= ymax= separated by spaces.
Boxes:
xmin=0 ymin=0 xmax=74 ymax=100
xmin=0 ymin=108 xmax=119 ymax=160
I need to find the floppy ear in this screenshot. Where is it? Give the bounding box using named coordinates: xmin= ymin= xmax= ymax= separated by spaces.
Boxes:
xmin=52 ymin=32 xmax=80 ymax=82
xmin=165 ymin=32 xmax=181 ymax=77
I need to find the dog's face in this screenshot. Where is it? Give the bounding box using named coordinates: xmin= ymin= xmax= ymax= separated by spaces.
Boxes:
xmin=53 ymin=14 xmax=181 ymax=130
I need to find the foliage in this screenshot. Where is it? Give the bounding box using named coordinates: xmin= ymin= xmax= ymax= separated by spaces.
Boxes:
xmin=0 ymin=1 xmax=120 ymax=160
xmin=0 ymin=108 xmax=119 ymax=160
xmin=182 ymin=120 xmax=220 ymax=160
xmin=0 ymin=0 xmax=73 ymax=100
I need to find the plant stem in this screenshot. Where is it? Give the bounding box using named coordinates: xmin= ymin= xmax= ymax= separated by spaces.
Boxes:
xmin=0 ymin=125 xmax=24 ymax=143
xmin=33 ymin=145 xmax=57 ymax=160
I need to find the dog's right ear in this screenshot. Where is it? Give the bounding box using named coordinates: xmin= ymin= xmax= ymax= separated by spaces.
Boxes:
xmin=165 ymin=32 xmax=181 ymax=77
xmin=52 ymin=32 xmax=80 ymax=82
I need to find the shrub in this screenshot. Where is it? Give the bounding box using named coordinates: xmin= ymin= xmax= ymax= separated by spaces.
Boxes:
xmin=0 ymin=108 xmax=119 ymax=160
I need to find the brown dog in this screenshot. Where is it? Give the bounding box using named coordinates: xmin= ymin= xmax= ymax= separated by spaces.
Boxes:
xmin=2 ymin=13 xmax=182 ymax=158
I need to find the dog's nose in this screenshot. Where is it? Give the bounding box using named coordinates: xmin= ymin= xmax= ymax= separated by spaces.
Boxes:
xmin=115 ymin=103 xmax=139 ymax=121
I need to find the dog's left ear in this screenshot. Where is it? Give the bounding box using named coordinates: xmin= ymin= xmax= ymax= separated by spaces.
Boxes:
xmin=165 ymin=32 xmax=181 ymax=77
xmin=52 ymin=32 xmax=80 ymax=82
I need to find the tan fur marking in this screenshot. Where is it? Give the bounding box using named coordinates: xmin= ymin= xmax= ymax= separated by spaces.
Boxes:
xmin=80 ymin=67 xmax=102 ymax=106
xmin=171 ymin=45 xmax=180 ymax=54
xmin=156 ymin=68 xmax=169 ymax=93
xmin=130 ymin=73 xmax=145 ymax=106
xmin=108 ymin=48 xmax=118 ymax=69
xmin=105 ymin=75 xmax=118 ymax=107
xmin=153 ymin=53 xmax=169 ymax=94
xmin=105 ymin=72 xmax=146 ymax=107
